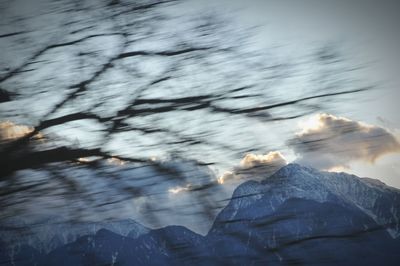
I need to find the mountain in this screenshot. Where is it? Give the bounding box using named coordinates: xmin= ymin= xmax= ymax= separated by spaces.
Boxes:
xmin=44 ymin=229 xmax=167 ymax=266
xmin=43 ymin=226 xmax=208 ymax=266
xmin=0 ymin=218 xmax=149 ymax=264
xmin=1 ymin=163 xmax=400 ymax=265
xmin=209 ymin=197 xmax=399 ymax=265
xmin=208 ymin=163 xmax=400 ymax=264
xmin=211 ymin=164 xmax=400 ymax=237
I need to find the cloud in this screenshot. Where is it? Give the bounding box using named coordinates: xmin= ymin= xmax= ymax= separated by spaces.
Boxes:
xmin=288 ymin=113 xmax=400 ymax=170
xmin=218 ymin=151 xmax=287 ymax=184
xmin=168 ymin=185 xmax=191 ymax=194
xmin=240 ymin=152 xmax=288 ymax=169
xmin=0 ymin=121 xmax=34 ymax=141
xmin=217 ymin=171 xmax=235 ymax=184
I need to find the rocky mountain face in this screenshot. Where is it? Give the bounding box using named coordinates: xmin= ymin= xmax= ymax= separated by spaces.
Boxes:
xmin=1 ymin=164 xmax=400 ymax=265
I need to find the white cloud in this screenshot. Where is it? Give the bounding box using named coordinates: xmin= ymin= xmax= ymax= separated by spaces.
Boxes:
xmin=217 ymin=171 xmax=234 ymax=184
xmin=288 ymin=113 xmax=400 ymax=170
xmin=218 ymin=151 xmax=287 ymax=184
xmin=168 ymin=184 xmax=191 ymax=194
xmin=0 ymin=121 xmax=34 ymax=141
xmin=240 ymin=151 xmax=288 ymax=169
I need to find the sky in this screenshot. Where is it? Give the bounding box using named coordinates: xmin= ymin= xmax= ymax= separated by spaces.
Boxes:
xmin=1 ymin=0 xmax=400 ymax=232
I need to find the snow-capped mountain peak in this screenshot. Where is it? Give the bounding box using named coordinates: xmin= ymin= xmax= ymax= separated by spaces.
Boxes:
xmin=213 ymin=163 xmax=400 ymax=238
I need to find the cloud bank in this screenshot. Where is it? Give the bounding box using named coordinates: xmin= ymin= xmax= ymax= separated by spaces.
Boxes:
xmin=288 ymin=113 xmax=400 ymax=170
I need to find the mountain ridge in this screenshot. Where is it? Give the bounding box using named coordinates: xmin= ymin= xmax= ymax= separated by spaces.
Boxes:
xmin=1 ymin=163 xmax=400 ymax=265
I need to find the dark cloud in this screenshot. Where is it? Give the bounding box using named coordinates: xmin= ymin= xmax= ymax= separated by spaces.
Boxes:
xmin=288 ymin=113 xmax=400 ymax=170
